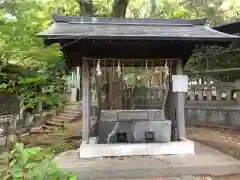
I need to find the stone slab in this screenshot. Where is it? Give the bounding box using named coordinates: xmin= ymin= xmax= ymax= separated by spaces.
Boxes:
xmin=79 ymin=140 xmax=194 ymax=158
xmin=134 ymin=120 xmax=171 ymax=143
xmin=99 ymin=120 xmax=172 ymax=143
xmin=103 ymin=177 xmax=211 ymax=180
xmin=101 ymin=110 xmax=165 ymax=122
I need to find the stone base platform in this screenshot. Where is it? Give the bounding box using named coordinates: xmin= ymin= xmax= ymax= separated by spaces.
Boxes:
xmin=79 ymin=139 xmax=194 ymax=158
xmin=54 ymin=142 xmax=240 ymax=179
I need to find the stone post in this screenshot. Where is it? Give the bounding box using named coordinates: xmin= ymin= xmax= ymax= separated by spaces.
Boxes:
xmin=176 ymin=60 xmax=186 ymax=140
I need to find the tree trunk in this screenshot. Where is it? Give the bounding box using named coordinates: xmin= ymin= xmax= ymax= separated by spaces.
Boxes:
xmin=108 ymin=0 xmax=129 ymax=109
xmin=150 ymin=0 xmax=157 ymax=16
xmin=111 ymin=0 xmax=129 ymax=17
xmin=77 ymin=0 xmax=93 ymax=16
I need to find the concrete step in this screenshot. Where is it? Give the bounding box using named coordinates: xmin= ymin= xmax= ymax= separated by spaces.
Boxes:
xmin=58 ymin=113 xmax=78 ymax=118
xmin=61 ymin=112 xmax=81 ymax=118
xmin=66 ymin=101 xmax=81 ymax=105
xmin=63 ymin=108 xmax=81 ymax=113
xmin=64 ymin=104 xmax=81 ymax=110
xmin=30 ymin=127 xmax=52 ymax=134
xmin=46 ymin=120 xmax=64 ymax=127
xmin=51 ymin=118 xmax=65 ymax=124
xmin=42 ymin=125 xmax=56 ymax=131
xmin=53 ymin=116 xmax=73 ymax=122
xmin=64 ymin=107 xmax=81 ymax=112
xmin=57 ymin=116 xmax=78 ymax=122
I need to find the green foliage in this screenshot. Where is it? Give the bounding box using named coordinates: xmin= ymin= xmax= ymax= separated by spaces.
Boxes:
xmin=181 ymin=0 xmax=226 ymax=25
xmin=0 ymin=0 xmax=76 ymax=112
xmin=0 ymin=0 xmax=240 ymax=109
xmin=0 ymin=63 xmax=67 ymax=112
xmin=0 ymin=143 xmax=77 ymax=180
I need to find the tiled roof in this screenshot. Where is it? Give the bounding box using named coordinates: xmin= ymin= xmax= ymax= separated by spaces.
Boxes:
xmin=38 ymin=15 xmax=239 ymax=42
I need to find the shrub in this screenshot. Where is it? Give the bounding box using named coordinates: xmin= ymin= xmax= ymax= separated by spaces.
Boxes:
xmin=0 ymin=143 xmax=77 ymax=180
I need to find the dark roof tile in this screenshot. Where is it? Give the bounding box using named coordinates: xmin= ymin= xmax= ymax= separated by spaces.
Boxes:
xmin=38 ymin=15 xmax=240 ymax=42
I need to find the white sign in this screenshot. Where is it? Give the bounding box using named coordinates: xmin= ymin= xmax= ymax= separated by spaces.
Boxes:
xmin=172 ymin=75 xmax=188 ymax=92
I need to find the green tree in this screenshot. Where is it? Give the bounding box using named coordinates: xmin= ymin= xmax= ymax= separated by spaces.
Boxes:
xmin=0 ymin=0 xmax=80 ymax=112
xmin=181 ymin=0 xmax=226 ymax=25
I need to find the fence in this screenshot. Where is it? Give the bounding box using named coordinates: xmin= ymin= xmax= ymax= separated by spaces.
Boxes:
xmin=185 ymin=81 xmax=240 ymax=126
xmin=90 ymin=79 xmax=240 ymax=127
xmin=0 ymin=81 xmax=71 ymax=146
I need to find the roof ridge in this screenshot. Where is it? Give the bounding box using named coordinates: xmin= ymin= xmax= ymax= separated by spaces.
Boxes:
xmin=52 ymin=14 xmax=207 ymax=26
xmin=69 ymin=21 xmax=194 ymax=27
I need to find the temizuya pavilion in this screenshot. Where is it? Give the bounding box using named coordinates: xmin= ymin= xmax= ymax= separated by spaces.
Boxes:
xmin=38 ymin=15 xmax=239 ymax=158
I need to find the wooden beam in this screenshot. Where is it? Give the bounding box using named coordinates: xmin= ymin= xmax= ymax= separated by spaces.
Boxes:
xmin=82 ymin=58 xmax=90 ymax=144
xmin=167 ymin=63 xmax=177 ymax=141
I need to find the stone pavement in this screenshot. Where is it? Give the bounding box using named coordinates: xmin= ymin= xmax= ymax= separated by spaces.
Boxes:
xmin=104 ymin=177 xmax=240 ymax=180
xmin=54 ymin=142 xmax=240 ymax=180
xmin=100 ymin=177 xmax=212 ymax=180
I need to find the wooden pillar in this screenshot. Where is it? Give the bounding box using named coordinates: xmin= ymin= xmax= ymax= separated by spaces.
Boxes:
xmin=167 ymin=63 xmax=177 ymax=141
xmin=198 ymin=89 xmax=204 ymax=100
xmin=176 ymin=60 xmax=185 ymax=140
xmin=216 ymin=87 xmax=221 ymax=100
xmin=67 ymin=75 xmax=71 ymax=100
xmin=206 ymin=79 xmax=212 ymax=101
xmin=71 ymin=71 xmax=75 ymax=87
xmin=167 ymin=81 xmax=178 ymax=141
xmin=207 ymin=88 xmax=212 ymax=100
xmin=189 ymin=89 xmax=195 ymax=100
xmin=82 ymin=58 xmax=90 ymax=144
xmin=226 ymin=89 xmax=232 ymax=100
xmin=108 ymin=67 xmax=113 ymax=109
xmin=76 ymin=66 xmax=80 ymax=89
xmin=76 ymin=66 xmax=81 ymax=101
xmin=236 ymin=91 xmax=240 ymax=105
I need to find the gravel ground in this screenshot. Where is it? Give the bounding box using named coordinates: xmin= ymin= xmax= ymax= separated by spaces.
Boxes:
xmin=187 ymin=126 xmax=240 ymax=180
xmin=187 ymin=126 xmax=240 ymax=159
